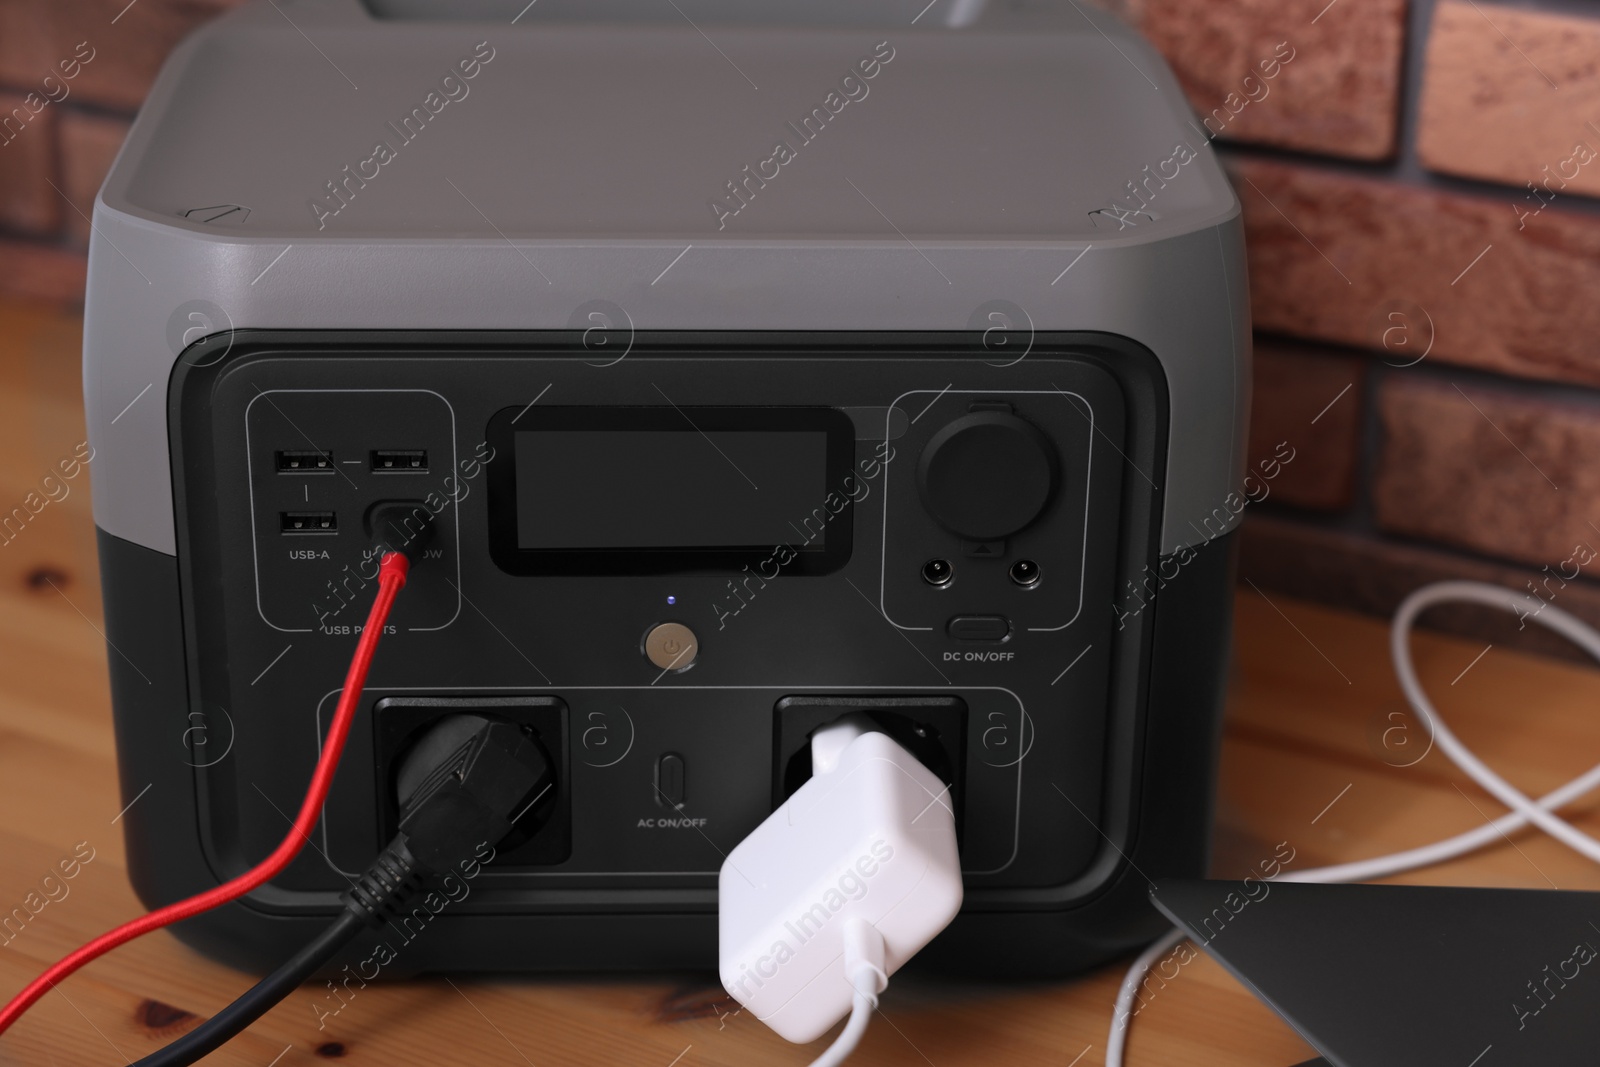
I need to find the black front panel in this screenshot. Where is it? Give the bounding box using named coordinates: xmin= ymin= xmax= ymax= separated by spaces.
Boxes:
xmin=168 ymin=331 xmax=1169 ymax=917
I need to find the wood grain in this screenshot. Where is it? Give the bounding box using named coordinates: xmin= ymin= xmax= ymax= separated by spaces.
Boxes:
xmin=2 ymin=297 xmax=1598 ymax=1066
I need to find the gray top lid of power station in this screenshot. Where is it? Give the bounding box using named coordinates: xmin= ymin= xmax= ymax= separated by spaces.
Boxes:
xmin=106 ymin=0 xmax=1236 ymax=243
xmin=87 ymin=0 xmax=1250 ymax=560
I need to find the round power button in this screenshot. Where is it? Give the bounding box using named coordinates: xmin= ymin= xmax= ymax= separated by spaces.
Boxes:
xmin=643 ymin=622 xmax=698 ymax=672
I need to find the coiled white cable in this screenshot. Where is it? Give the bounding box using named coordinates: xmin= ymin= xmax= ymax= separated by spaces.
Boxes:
xmin=1105 ymin=580 xmax=1600 ymax=1067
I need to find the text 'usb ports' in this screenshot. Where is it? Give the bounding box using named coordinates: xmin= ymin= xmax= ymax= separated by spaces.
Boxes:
xmin=281 ymin=511 xmax=336 ymax=534
xmin=276 ymin=450 xmax=333 ymax=473
xmin=371 ymin=450 xmax=428 ymax=473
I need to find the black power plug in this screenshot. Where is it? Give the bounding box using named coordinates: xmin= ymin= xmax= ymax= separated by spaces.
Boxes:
xmin=344 ymin=713 xmax=554 ymax=924
xmin=393 ymin=714 xmax=557 ymax=874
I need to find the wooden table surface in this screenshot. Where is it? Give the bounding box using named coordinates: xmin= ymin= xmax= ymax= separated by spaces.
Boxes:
xmin=2 ymin=295 xmax=1598 ymax=1066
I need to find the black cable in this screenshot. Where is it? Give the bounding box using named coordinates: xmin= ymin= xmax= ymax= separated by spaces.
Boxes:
xmin=132 ymin=835 xmax=429 ymax=1067
xmin=130 ymin=910 xmax=367 ymax=1067
xmin=127 ymin=714 xmax=555 ymax=1067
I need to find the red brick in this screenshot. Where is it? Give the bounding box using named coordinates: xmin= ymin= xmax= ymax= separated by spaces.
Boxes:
xmin=1248 ymin=338 xmax=1365 ymax=512
xmin=1374 ymin=375 xmax=1600 ymax=569
xmin=59 ymin=109 xmax=129 ymax=244
xmin=0 ymin=90 xmax=60 ymax=236
xmin=1234 ymin=158 xmax=1600 ymax=387
xmin=0 ymin=239 xmax=86 ymax=303
xmin=1120 ymin=0 xmax=1406 ymax=160
xmin=1240 ymin=514 xmax=1600 ymax=665
xmin=1419 ymin=1 xmax=1600 ymax=199
xmin=0 ymin=0 xmax=241 ymax=113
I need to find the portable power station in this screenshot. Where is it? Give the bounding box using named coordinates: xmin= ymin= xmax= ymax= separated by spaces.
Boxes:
xmin=84 ymin=0 xmax=1248 ymax=978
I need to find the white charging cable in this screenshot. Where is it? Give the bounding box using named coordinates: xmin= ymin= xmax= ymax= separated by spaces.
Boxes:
xmin=1106 ymin=579 xmax=1600 ymax=1067
xmin=807 ymin=917 xmax=890 ymax=1067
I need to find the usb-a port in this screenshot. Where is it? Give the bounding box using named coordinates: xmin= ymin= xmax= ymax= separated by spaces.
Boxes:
xmin=281 ymin=511 xmax=336 ymax=534
xmin=371 ymin=449 xmax=428 ymax=473
xmin=276 ymin=450 xmax=334 ymax=473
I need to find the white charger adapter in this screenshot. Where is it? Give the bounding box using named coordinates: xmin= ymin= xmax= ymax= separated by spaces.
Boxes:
xmin=718 ymin=715 xmax=963 ymax=1051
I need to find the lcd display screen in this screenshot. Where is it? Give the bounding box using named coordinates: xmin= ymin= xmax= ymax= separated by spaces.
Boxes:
xmin=486 ymin=405 xmax=856 ymax=576
xmin=514 ymin=429 xmax=829 ymax=550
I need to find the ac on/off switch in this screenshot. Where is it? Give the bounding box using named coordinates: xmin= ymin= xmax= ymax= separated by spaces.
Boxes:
xmin=947 ymin=615 xmax=1011 ymax=641
xmin=655 ymin=752 xmax=686 ymax=809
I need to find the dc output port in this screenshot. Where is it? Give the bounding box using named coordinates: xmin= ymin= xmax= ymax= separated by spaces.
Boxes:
xmin=922 ymin=558 xmax=954 ymax=586
xmin=1009 ymin=559 xmax=1041 ymax=587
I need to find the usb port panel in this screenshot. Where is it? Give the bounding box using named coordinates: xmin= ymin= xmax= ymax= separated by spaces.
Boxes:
xmin=371 ymin=449 xmax=428 ymax=473
xmin=281 ymin=511 xmax=337 ymax=534
xmin=275 ymin=450 xmax=334 ymax=473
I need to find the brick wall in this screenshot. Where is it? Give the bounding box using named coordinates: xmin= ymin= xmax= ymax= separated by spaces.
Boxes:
xmin=0 ymin=0 xmax=241 ymax=299
xmin=5 ymin=0 xmax=1600 ymax=656
xmin=1109 ymin=0 xmax=1600 ymax=660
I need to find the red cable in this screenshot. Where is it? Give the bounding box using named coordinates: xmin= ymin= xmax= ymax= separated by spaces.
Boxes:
xmin=0 ymin=552 xmax=412 ymax=1037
